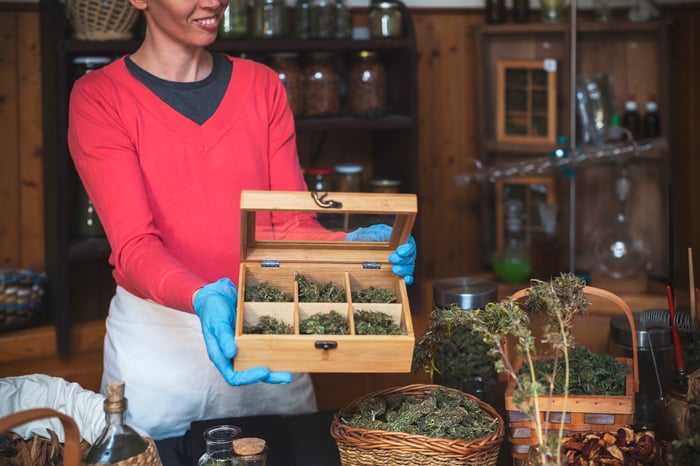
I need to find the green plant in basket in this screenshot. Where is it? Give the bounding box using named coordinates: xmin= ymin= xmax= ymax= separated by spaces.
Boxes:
xmin=462 ymin=273 xmax=628 ymax=465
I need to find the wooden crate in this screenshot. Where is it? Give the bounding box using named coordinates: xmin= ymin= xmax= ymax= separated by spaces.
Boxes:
xmin=234 ymin=190 xmax=417 ymax=373
xmin=504 ymin=286 xmax=639 ymax=463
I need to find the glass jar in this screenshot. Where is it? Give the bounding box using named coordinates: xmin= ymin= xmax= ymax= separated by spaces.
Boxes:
xmin=219 ymin=0 xmax=249 ymax=39
xmin=334 ymin=163 xmax=363 ymax=192
xmin=268 ymin=53 xmax=304 ymax=117
xmin=252 ymin=0 xmax=288 ymax=39
xmin=197 ymin=425 xmax=242 ymax=466
xmin=302 ymin=52 xmax=340 ymax=117
xmin=294 ymin=0 xmax=311 ymax=39
xmin=335 ymin=0 xmax=352 ymax=39
xmin=309 ymin=0 xmax=335 ymax=39
xmin=348 ymin=50 xmax=386 ymax=117
xmin=72 ymin=56 xmax=112 ymax=82
xmin=369 ymin=178 xmax=401 ymax=193
xmin=540 ymin=0 xmax=565 ymax=23
xmin=369 ymin=1 xmax=402 ymax=39
xmin=232 ymin=437 xmax=267 ymax=466
xmin=305 ymin=167 xmax=335 ymax=192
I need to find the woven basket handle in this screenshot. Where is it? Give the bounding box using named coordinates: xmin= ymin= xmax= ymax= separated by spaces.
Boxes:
xmin=511 ymin=285 xmax=639 ymax=393
xmin=0 ymin=408 xmax=81 ymax=466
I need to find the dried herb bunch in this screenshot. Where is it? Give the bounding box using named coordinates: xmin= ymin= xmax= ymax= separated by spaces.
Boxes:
xmin=351 ymin=286 xmax=397 ymax=303
xmin=462 ymin=273 xmax=591 ymax=465
xmin=243 ymin=315 xmax=293 ymax=334
xmin=354 ymin=309 xmax=406 ymax=335
xmin=300 ymin=310 xmax=349 ymax=334
xmin=341 ymin=386 xmax=498 ymax=441
xmin=0 ymin=430 xmax=91 ymax=466
xmin=411 ymin=303 xmax=498 ymax=390
xmin=297 ymin=275 xmax=346 ymax=303
xmin=245 ymin=281 xmax=292 ymax=302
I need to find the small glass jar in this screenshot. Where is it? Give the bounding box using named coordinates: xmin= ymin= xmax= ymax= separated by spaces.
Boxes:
xmin=302 ymin=52 xmax=340 ymax=117
xmin=540 ymin=0 xmax=565 ymax=23
xmin=252 ymin=0 xmax=288 ymax=39
xmin=335 ymin=0 xmax=352 ymax=39
xmin=72 ymin=56 xmax=112 ymax=82
xmin=305 ymin=167 xmax=335 ymax=192
xmin=369 ymin=1 xmax=403 ymax=39
xmin=294 ymin=0 xmax=312 ymax=39
xmin=219 ymin=0 xmax=249 ymax=39
xmin=309 ymin=0 xmax=336 ymax=39
xmin=232 ymin=437 xmax=267 ymax=466
xmin=334 ymin=163 xmax=363 ymax=192
xmin=348 ymin=50 xmax=386 ymax=117
xmin=268 ymin=53 xmax=304 ymax=117
xmin=369 ymin=178 xmax=401 ymax=193
xmin=197 ymin=425 xmax=242 ymax=466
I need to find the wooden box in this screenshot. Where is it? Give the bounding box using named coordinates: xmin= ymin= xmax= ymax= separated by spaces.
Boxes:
xmin=234 ymin=190 xmax=417 ymax=373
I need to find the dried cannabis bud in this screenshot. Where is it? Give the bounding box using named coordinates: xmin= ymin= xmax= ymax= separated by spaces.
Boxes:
xmin=341 ymin=386 xmax=498 ymax=441
xmin=245 ymin=282 xmax=292 ymax=302
xmin=243 ymin=315 xmax=293 ymax=334
xmin=297 ymin=275 xmax=346 ymax=303
xmin=300 ymin=310 xmax=349 ymax=334
xmin=354 ymin=309 xmax=406 ymax=335
xmin=351 ymin=286 xmax=397 ymax=303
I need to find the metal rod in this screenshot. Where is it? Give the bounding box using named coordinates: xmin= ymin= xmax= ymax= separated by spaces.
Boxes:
xmin=569 ymin=0 xmax=578 ymax=273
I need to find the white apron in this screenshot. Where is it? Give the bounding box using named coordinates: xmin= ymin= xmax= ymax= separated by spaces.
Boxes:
xmin=102 ymin=286 xmax=317 ymax=440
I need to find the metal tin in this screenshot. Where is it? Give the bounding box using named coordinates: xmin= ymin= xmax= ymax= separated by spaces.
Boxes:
xmin=610 ymin=312 xmax=673 ymax=351
xmin=433 ymin=277 xmax=498 ymax=310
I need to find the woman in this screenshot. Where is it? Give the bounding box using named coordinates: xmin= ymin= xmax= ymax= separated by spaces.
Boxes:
xmin=68 ymin=0 xmax=416 ymax=440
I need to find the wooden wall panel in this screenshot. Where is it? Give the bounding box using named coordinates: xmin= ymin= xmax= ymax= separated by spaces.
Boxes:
xmin=412 ymin=11 xmax=485 ymax=281
xmin=0 ymin=13 xmax=20 ymax=267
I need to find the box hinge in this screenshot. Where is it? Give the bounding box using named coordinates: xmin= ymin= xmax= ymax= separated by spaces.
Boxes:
xmin=362 ymin=261 xmax=382 ymax=270
xmin=260 ymin=259 xmax=281 ymax=268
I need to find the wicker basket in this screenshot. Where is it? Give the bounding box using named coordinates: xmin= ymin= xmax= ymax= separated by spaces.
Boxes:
xmin=66 ymin=0 xmax=140 ymax=40
xmin=0 ymin=408 xmax=162 ymax=466
xmin=0 ymin=268 xmax=46 ymax=332
xmin=505 ymin=285 xmax=639 ymax=464
xmin=330 ymin=384 xmax=505 ymax=466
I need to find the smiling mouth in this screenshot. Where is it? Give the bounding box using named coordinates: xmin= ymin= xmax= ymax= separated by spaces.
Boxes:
xmin=194 ymin=16 xmax=218 ymax=27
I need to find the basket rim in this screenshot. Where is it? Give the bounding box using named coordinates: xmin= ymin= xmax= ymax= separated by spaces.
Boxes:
xmin=330 ymin=383 xmax=504 ymax=456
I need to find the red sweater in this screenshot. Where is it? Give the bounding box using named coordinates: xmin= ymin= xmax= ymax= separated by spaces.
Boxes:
xmin=68 ymin=56 xmax=324 ymax=313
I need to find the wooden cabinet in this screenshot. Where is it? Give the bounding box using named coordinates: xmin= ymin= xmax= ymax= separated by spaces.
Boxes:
xmin=38 ymin=2 xmax=419 ymax=354
xmin=473 ymin=20 xmax=671 ymax=286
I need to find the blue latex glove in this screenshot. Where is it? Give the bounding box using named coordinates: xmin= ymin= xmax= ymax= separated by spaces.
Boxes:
xmin=193 ymin=278 xmax=292 ymax=386
xmin=346 ymin=224 xmax=416 ymax=285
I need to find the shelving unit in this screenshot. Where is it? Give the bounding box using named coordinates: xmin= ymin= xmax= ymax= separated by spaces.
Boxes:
xmin=473 ymin=19 xmax=671 ymax=282
xmin=39 ymin=2 xmax=419 ymax=355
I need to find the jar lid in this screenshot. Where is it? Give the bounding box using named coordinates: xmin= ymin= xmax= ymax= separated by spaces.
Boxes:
xmin=433 ymin=277 xmax=498 ymax=310
xmin=232 ymin=437 xmax=266 ymax=455
xmin=307 ymin=166 xmax=333 ymax=175
xmin=376 ymin=1 xmax=400 ymax=8
xmin=72 ymin=56 xmax=112 ymax=67
xmin=358 ymin=50 xmax=378 ymax=59
xmin=334 ymin=163 xmax=363 ymax=174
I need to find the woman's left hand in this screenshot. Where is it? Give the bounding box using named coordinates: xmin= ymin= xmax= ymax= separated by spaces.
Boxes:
xmin=346 ymin=224 xmax=416 ymax=285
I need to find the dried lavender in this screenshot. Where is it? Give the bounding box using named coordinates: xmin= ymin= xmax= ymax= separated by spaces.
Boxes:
xmin=243 ymin=315 xmax=293 ymax=334
xmin=341 ymin=386 xmax=498 ymax=441
xmin=245 ymin=281 xmax=292 ymax=302
xmin=297 ymin=275 xmax=346 ymax=302
xmin=354 ymin=309 xmax=406 ymax=335
xmin=300 ymin=310 xmax=349 ymax=334
xmin=351 ymin=286 xmax=397 ymax=303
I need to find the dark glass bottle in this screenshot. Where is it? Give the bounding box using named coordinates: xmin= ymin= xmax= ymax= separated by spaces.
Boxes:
xmin=485 ymin=0 xmax=506 ymax=23
xmin=512 ymin=0 xmax=530 ymax=23
xmin=621 ymin=95 xmax=641 ymax=141
xmin=83 ymin=381 xmax=147 ymax=464
xmin=642 ymin=98 xmax=661 ymax=139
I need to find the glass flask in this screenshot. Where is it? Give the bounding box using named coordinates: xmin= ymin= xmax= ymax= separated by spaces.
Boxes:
xmin=493 ymin=199 xmax=532 ymax=283
xmin=219 ymin=0 xmax=249 ymax=39
xmin=83 ymin=381 xmax=148 ymax=464
xmin=197 ymin=425 xmax=242 ymax=466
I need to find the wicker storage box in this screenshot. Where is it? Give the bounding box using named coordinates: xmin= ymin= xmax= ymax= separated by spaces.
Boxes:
xmin=505 ymin=286 xmax=639 ymax=463
xmin=234 ymin=190 xmax=417 ymax=373
xmin=330 ymin=384 xmax=505 ymax=466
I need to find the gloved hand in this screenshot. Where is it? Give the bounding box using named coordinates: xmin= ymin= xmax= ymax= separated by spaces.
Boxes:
xmin=346 ymin=224 xmax=416 ymax=285
xmin=193 ymin=278 xmax=292 ymax=386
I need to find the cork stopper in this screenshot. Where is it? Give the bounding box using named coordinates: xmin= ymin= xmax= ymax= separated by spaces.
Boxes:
xmin=232 ymin=437 xmax=266 ymax=456
xmin=104 ymin=380 xmax=127 ymax=413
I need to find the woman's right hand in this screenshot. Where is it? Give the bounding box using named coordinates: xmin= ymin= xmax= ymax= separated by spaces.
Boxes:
xmin=193 ymin=278 xmax=292 ymax=386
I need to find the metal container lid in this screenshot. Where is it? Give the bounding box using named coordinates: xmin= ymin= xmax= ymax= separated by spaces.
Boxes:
xmin=433 ymin=277 xmax=498 ymax=310
xmin=610 ymin=312 xmax=673 ymax=350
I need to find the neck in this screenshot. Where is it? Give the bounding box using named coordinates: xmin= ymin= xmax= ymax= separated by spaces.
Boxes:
xmin=130 ymin=35 xmax=213 ymax=82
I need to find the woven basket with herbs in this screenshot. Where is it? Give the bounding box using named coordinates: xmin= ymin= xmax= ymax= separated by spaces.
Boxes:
xmin=0 ymin=268 xmax=46 ymax=332
xmin=330 ymin=384 xmax=504 ymax=466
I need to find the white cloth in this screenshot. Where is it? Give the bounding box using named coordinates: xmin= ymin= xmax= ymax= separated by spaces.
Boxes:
xmin=102 ymin=286 xmax=317 ymax=440
xmin=0 ymin=374 xmax=105 ymax=443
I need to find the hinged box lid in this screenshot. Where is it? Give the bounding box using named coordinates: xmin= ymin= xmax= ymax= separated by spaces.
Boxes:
xmin=240 ymin=190 xmax=417 ymax=266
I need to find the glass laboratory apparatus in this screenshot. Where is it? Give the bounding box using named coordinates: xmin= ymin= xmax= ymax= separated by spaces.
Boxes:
xmin=494 ymin=199 xmax=532 ymax=283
